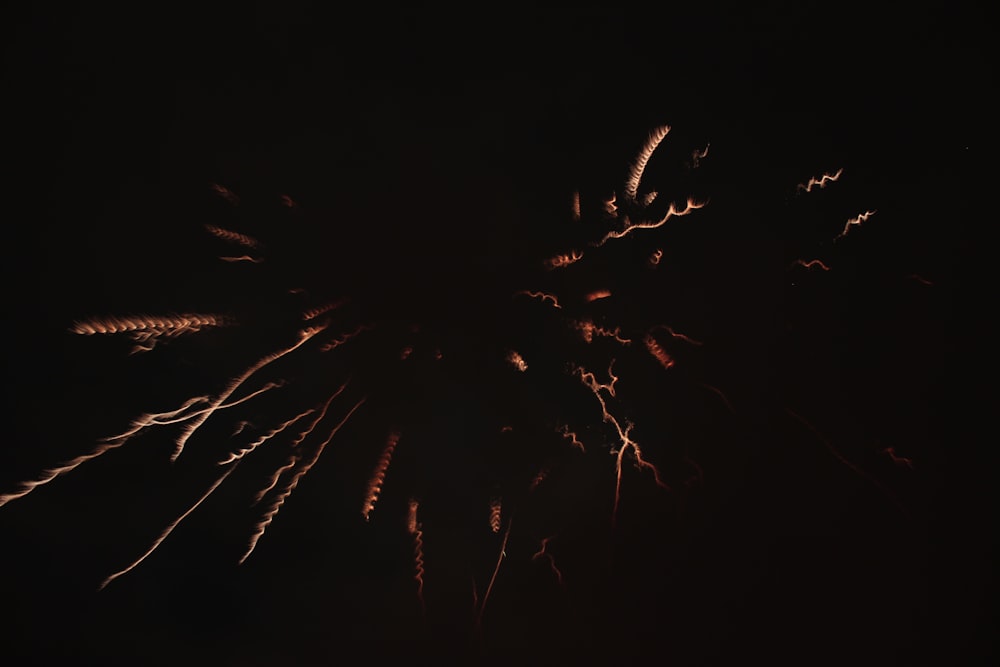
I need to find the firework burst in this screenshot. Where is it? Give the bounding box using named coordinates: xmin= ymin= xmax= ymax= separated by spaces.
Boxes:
xmin=2 ymin=118 xmax=938 ymax=660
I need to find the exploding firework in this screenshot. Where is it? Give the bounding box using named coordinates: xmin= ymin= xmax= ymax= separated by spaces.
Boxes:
xmin=2 ymin=119 xmax=937 ymax=661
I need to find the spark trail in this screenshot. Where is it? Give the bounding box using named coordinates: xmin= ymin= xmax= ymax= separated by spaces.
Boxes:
xmin=532 ymin=536 xmax=564 ymax=587
xmin=796 ymin=168 xmax=843 ymax=193
xmin=240 ymin=393 xmax=366 ymax=563
xmin=362 ymin=431 xmax=400 ymax=521
xmin=408 ymin=499 xmax=426 ymax=615
xmin=170 ymin=324 xmax=328 ymax=462
xmin=100 ymin=464 xmax=239 ymax=590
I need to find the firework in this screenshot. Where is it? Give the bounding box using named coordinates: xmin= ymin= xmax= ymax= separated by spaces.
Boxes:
xmin=1 ymin=121 xmax=929 ymax=655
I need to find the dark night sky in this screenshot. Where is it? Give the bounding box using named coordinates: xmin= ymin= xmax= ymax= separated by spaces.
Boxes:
xmin=1 ymin=4 xmax=989 ymax=666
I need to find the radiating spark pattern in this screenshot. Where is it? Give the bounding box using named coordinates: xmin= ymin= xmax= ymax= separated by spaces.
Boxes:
xmin=0 ymin=117 xmax=930 ymax=654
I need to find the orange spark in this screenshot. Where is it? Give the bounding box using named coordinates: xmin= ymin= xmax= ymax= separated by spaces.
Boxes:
xmin=506 ymin=350 xmax=528 ymax=372
xmin=786 ymin=409 xmax=910 ymax=520
xmin=170 ymin=324 xmax=328 ymax=462
xmin=624 ymin=125 xmax=670 ymax=201
xmin=571 ymin=190 xmax=581 ymax=221
xmin=835 ymin=209 xmax=877 ymax=241
xmin=489 ymin=498 xmax=502 ymax=533
xmin=790 ymin=258 xmax=831 ymax=271
xmin=557 ymin=424 xmax=585 ymax=452
xmin=603 ymin=193 xmax=618 ymax=216
xmin=575 ymin=361 xmax=668 ymax=526
xmin=101 ymin=462 xmax=240 ymax=590
xmin=3 ymin=375 xmax=294 ymax=507
xmin=204 ymin=223 xmax=260 ymax=249
xmin=302 ymin=297 xmax=349 ymax=321
xmin=649 ymin=248 xmax=663 ymax=266
xmin=280 ymin=194 xmax=296 ymax=207
xmin=700 ymin=383 xmax=735 ymax=414
xmin=476 ymin=515 xmax=513 ymax=628
xmin=319 ymin=323 xmax=374 ymax=352
xmin=689 ymin=143 xmax=710 ymax=169
xmin=514 ymin=290 xmax=562 ymax=308
xmin=584 ymin=289 xmax=612 ymax=302
xmin=251 ymin=383 xmax=350 ymax=504
xmin=544 ymin=250 xmax=584 ymax=270
xmin=796 ymin=168 xmax=843 ymax=193
xmin=574 ymin=361 xmax=619 ymax=399
xmin=644 ymin=334 xmax=675 ymax=370
xmin=532 ymin=536 xmax=564 ymax=588
xmin=408 ymin=499 xmax=426 ymax=615
xmin=593 ymin=197 xmax=706 ymax=247
xmin=219 ymin=255 xmax=264 ymax=263
xmin=70 ymin=313 xmax=232 ymax=353
xmin=651 ymin=324 xmax=703 ymax=346
xmin=573 ymin=318 xmax=631 ymax=345
xmin=209 ymin=182 xmax=240 ymax=205
xmin=883 ymin=447 xmax=914 ymax=470
xmin=361 ymin=431 xmax=401 ymax=521
xmin=240 ymin=393 xmax=366 ymax=563
xmin=218 ymin=409 xmax=316 ymax=465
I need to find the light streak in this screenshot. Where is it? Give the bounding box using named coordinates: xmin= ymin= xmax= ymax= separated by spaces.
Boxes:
xmin=514 ymin=290 xmax=562 ymax=309
xmin=790 ymin=258 xmax=832 ymax=271
xmin=835 ymin=209 xmax=877 ymax=241
xmin=796 ymin=168 xmax=843 ymax=193
xmin=361 ymin=431 xmax=401 ymax=521
xmin=532 ymin=536 xmax=564 ymax=587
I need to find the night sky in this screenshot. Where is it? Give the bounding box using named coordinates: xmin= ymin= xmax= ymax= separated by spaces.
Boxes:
xmin=2 ymin=5 xmax=988 ymax=666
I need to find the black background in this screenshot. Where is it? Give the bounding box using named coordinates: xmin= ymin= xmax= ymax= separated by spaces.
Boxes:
xmin=1 ymin=4 xmax=988 ymax=665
